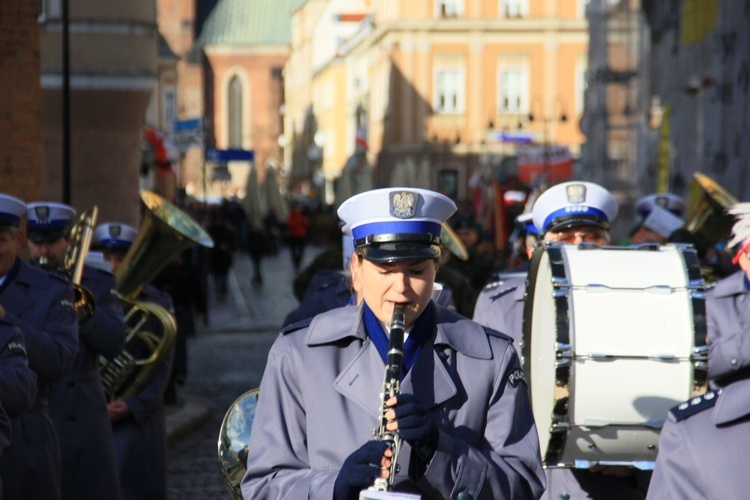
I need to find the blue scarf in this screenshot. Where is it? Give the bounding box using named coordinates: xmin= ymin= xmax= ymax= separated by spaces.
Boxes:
xmin=363 ymin=302 xmax=434 ymax=378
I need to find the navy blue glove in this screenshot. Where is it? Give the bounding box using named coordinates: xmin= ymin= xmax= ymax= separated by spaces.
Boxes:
xmin=392 ymin=393 xmax=439 ymax=474
xmin=333 ymin=440 xmax=389 ymax=500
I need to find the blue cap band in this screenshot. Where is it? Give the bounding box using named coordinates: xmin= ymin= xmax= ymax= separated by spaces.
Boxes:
xmin=543 ymin=206 xmax=608 ymax=233
xmin=27 ymin=219 xmax=70 ymax=229
xmin=352 ymin=221 xmax=441 ymax=242
xmin=98 ymin=238 xmax=132 ymax=248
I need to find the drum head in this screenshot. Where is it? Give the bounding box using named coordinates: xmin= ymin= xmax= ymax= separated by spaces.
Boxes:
xmin=523 ymin=243 xmax=707 ymax=467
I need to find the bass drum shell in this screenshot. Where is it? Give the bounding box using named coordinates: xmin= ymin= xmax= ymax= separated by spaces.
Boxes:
xmin=522 ymin=243 xmax=707 ymax=468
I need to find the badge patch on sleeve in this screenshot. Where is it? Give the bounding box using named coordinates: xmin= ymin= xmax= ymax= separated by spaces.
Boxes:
xmin=6 ymin=341 xmax=27 ymax=356
xmin=508 ymin=368 xmax=526 ymax=387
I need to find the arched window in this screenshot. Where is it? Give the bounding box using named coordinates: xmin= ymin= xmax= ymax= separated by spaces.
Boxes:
xmin=228 ymin=76 xmax=243 ymax=148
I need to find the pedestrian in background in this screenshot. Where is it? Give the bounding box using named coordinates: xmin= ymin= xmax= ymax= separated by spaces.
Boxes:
xmin=207 ymin=210 xmax=235 ymax=302
xmin=286 ymin=203 xmax=310 ymax=272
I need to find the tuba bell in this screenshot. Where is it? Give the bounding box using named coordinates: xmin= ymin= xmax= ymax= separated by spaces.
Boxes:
xmin=684 ymin=172 xmax=738 ymax=253
xmin=100 ymin=190 xmax=214 ymax=401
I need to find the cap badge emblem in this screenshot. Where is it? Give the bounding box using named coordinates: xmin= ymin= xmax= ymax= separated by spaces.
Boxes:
xmin=655 ymin=195 xmax=668 ymax=208
xmin=566 ymin=184 xmax=586 ymax=204
xmin=34 ymin=206 xmax=50 ymax=222
xmin=109 ymin=225 xmax=122 ymax=238
xmin=390 ymin=191 xmax=417 ymax=219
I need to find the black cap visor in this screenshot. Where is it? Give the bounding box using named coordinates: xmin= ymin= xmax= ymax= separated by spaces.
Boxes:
xmin=545 ymin=214 xmax=609 ymax=234
xmin=27 ymin=228 xmax=67 ymax=243
xmin=355 ymin=232 xmax=441 ymax=264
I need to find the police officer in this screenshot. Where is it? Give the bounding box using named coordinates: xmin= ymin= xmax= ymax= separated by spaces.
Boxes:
xmin=629 ymin=193 xmax=686 ymax=245
xmin=0 ymin=307 xmax=38 ymax=459
xmin=94 ymin=222 xmax=175 ymax=500
xmin=647 ymin=203 xmax=750 ymax=498
xmin=242 ymin=187 xmax=546 ymax=499
xmin=472 ymin=212 xmax=541 ymax=356
xmin=0 ymin=194 xmax=79 ymax=500
xmin=474 ymin=181 xmax=653 ymax=499
xmin=26 ymin=202 xmax=126 ymax=500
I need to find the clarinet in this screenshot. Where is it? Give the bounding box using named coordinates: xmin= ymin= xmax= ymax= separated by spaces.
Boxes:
xmin=368 ymin=303 xmax=406 ymax=492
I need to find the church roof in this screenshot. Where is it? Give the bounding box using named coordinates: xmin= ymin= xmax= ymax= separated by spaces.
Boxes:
xmin=196 ymin=0 xmax=304 ymax=47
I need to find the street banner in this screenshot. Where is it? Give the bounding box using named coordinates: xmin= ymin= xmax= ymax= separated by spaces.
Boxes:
xmin=517 ymin=144 xmax=573 ymax=184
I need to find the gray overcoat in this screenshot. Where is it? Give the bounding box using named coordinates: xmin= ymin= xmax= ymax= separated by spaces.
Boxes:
xmin=647 ymin=270 xmax=750 ymax=498
xmin=49 ymin=265 xmax=126 ymax=500
xmin=112 ymin=284 xmax=174 ymax=500
xmin=0 ymin=258 xmax=79 ymax=500
xmin=242 ymin=302 xmax=546 ymax=499
xmin=472 ymin=276 xmax=526 ymax=356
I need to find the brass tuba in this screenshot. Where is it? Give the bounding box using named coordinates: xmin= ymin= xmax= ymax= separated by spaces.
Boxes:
xmin=684 ymin=172 xmax=738 ymax=252
xmin=100 ymin=191 xmax=214 ymax=401
xmin=218 ymin=389 xmax=259 ymax=500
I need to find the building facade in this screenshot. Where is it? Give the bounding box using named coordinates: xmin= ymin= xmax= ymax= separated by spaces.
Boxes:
xmin=0 ymin=1 xmax=44 ymax=201
xmin=39 ymin=0 xmax=158 ymax=225
xmin=285 ymin=0 xmax=589 ymax=205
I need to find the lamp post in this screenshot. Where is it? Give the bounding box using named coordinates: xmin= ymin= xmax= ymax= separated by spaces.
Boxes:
xmin=62 ymin=0 xmax=71 ymax=203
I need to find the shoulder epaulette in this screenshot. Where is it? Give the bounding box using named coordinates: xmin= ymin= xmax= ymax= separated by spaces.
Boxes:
xmin=669 ymin=390 xmax=720 ymax=422
xmin=280 ymin=317 xmax=313 ymax=335
xmin=489 ymin=285 xmax=518 ymax=301
xmin=48 ymin=269 xmax=70 ymax=283
xmin=482 ymin=273 xmax=505 ymax=291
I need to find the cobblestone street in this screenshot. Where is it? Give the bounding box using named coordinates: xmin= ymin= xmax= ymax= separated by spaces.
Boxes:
xmin=166 ymin=247 xmax=310 ymax=499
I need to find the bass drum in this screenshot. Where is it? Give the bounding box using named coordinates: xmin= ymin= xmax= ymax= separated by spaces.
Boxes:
xmin=522 ymin=242 xmax=708 ymax=469
xmin=217 ymin=389 xmax=259 ymax=500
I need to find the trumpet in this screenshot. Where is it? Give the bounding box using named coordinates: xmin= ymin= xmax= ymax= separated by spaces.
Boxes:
xmin=33 ymin=206 xmax=98 ymax=322
xmin=66 ymin=206 xmax=99 ymax=321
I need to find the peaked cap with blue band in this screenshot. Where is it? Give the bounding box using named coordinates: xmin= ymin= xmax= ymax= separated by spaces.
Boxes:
xmin=93 ymin=222 xmax=138 ymax=253
xmin=337 ymin=188 xmax=457 ymax=263
xmin=26 ymin=202 xmax=77 ymax=242
xmin=0 ymin=194 xmax=27 ymax=229
xmin=532 ymin=181 xmax=618 ymax=234
xmin=635 ymin=193 xmax=686 ymax=219
xmin=516 ymin=212 xmax=540 ymax=235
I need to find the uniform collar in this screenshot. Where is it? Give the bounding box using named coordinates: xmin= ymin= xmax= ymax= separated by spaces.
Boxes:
xmin=305 ymin=302 xmax=493 ymax=360
xmin=305 ymin=303 xmax=367 ymax=346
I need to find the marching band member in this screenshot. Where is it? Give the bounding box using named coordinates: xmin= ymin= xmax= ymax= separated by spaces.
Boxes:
xmin=0 ymin=308 xmax=38 ymax=473
xmin=647 ymin=203 xmax=750 ymax=498
xmin=629 ymin=193 xmax=686 ymax=245
xmin=472 ymin=212 xmax=540 ymax=356
xmin=94 ymin=222 xmax=175 ymax=500
xmin=474 ymin=181 xmax=652 ymax=499
xmin=26 ymin=202 xmax=126 ymax=500
xmin=0 ymin=194 xmax=79 ymax=500
xmin=242 ymin=187 xmax=545 ymax=499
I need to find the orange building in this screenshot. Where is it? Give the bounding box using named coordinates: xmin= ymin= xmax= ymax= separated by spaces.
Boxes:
xmin=285 ymin=0 xmax=589 ymax=203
